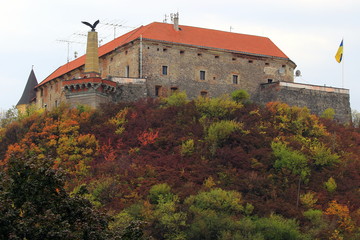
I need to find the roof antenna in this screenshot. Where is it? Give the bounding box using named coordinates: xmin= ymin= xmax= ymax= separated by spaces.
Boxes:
xmin=163 ymin=14 xmax=169 ymax=23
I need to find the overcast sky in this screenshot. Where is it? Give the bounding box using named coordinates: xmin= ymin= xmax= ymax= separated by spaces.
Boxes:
xmin=1 ymin=0 xmax=359 ymax=112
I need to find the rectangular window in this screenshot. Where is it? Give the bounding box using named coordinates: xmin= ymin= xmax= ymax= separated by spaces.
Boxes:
xmin=232 ymin=75 xmax=238 ymax=84
xmin=200 ymin=91 xmax=208 ymax=97
xmin=162 ymin=66 xmax=168 ymax=75
xmin=200 ymin=70 xmax=206 ymax=80
xmin=155 ymin=86 xmax=162 ymax=97
xmin=125 ymin=65 xmax=130 ymax=77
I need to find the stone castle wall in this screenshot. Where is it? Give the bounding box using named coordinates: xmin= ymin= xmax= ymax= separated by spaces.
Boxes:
xmin=257 ymin=82 xmax=351 ymax=123
xmin=140 ymin=40 xmax=295 ymax=99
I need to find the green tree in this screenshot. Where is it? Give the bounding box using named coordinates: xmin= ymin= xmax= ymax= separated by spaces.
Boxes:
xmin=0 ymin=155 xmax=109 ymax=240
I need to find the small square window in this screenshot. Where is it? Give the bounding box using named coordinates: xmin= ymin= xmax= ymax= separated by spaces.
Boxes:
xmin=232 ymin=75 xmax=238 ymax=84
xmin=200 ymin=71 xmax=206 ymax=80
xmin=215 ymin=55 xmax=219 ymax=59
xmin=197 ymin=53 xmax=202 ymax=56
xmin=162 ymin=66 xmax=168 ymax=75
xmin=200 ymin=91 xmax=208 ymax=97
xmin=265 ymin=62 xmax=270 ymax=66
xmin=268 ymin=79 xmax=273 ymax=83
xmin=163 ymin=48 xmax=167 ymax=52
xmin=232 ymin=58 xmax=236 ymax=61
xmin=248 ymin=60 xmax=253 ymax=63
xmin=180 ymin=50 xmax=185 ymax=54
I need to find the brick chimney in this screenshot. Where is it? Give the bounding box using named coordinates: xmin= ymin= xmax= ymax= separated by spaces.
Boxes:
xmin=84 ymin=31 xmax=100 ymax=77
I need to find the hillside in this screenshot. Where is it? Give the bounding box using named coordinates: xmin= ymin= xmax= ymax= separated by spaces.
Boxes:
xmin=1 ymin=92 xmax=360 ymax=239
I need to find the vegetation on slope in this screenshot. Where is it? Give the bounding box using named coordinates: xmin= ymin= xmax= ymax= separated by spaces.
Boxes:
xmin=0 ymin=92 xmax=360 ymax=239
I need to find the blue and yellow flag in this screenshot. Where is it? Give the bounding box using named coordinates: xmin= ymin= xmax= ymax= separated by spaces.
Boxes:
xmin=335 ymin=40 xmax=343 ymax=63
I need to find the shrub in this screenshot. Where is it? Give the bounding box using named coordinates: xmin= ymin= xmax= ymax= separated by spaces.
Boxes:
xmin=300 ymin=192 xmax=318 ymax=208
xmin=162 ymin=91 xmax=189 ymax=107
xmin=195 ymin=95 xmax=242 ymax=119
xmin=254 ymin=214 xmax=306 ymax=240
xmin=149 ymin=183 xmax=173 ymax=204
xmin=231 ymin=89 xmax=250 ymax=103
xmin=206 ymin=120 xmax=244 ymax=147
xmin=324 ymin=177 xmax=337 ymax=193
xmin=180 ymin=139 xmax=195 ymax=156
xmin=271 ymin=141 xmax=310 ymax=180
xmin=310 ymin=143 xmax=339 ymax=167
xmin=321 ymin=108 xmax=335 ymax=120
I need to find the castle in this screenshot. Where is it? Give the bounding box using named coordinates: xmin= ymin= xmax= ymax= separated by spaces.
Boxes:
xmin=17 ymin=15 xmax=351 ymax=123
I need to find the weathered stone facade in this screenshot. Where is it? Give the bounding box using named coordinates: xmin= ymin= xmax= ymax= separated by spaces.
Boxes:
xmin=257 ymin=82 xmax=351 ymax=123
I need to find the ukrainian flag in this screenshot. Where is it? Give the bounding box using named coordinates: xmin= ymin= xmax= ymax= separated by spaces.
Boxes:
xmin=335 ymin=40 xmax=343 ymax=63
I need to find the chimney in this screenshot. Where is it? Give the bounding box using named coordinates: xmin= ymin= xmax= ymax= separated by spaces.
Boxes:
xmin=172 ymin=12 xmax=179 ymax=31
xmin=84 ymin=30 xmax=100 ymax=77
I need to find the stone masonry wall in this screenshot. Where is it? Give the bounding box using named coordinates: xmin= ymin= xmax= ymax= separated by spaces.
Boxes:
xmin=257 ymin=83 xmax=351 ymax=123
xmin=140 ymin=40 xmax=296 ymax=99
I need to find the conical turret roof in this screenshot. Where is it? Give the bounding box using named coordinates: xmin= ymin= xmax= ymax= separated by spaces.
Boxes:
xmin=17 ymin=69 xmax=38 ymax=106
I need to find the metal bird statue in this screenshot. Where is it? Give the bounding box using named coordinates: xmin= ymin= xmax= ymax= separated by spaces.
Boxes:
xmin=81 ymin=20 xmax=100 ymax=31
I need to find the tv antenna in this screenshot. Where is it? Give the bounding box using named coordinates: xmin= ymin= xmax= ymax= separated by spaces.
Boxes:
xmin=163 ymin=14 xmax=169 ymax=23
xmin=101 ymin=22 xmax=135 ymax=39
xmin=56 ymin=39 xmax=85 ymax=63
xmin=295 ymin=70 xmax=302 ymax=77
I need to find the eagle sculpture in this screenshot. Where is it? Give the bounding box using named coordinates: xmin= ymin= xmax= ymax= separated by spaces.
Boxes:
xmin=81 ymin=20 xmax=100 ymax=31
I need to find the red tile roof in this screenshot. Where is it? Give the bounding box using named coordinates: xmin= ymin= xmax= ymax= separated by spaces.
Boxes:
xmin=38 ymin=22 xmax=290 ymax=87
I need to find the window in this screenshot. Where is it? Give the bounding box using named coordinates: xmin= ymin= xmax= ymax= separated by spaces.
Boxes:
xmin=232 ymin=57 xmax=236 ymax=61
xmin=232 ymin=75 xmax=238 ymax=84
xmin=197 ymin=53 xmax=202 ymax=56
xmin=200 ymin=70 xmax=206 ymax=80
xmin=162 ymin=66 xmax=168 ymax=75
xmin=155 ymin=86 xmax=162 ymax=97
xmin=171 ymin=87 xmax=178 ymax=93
xmin=125 ymin=65 xmax=129 ymax=77
xmin=200 ymin=91 xmax=208 ymax=97
xmin=265 ymin=62 xmax=270 ymax=66
xmin=55 ymin=100 xmax=58 ymax=107
xmin=163 ymin=48 xmax=167 ymax=52
xmin=180 ymin=50 xmax=185 ymax=54
xmin=268 ymin=79 xmax=273 ymax=83
xmin=215 ymin=55 xmax=219 ymax=59
xmin=248 ymin=60 xmax=253 ymax=63
xmin=40 ymin=88 xmax=43 ymax=97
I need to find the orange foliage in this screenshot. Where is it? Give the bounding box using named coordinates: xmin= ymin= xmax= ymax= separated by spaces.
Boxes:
xmin=325 ymin=200 xmax=355 ymax=233
xmin=137 ymin=129 xmax=159 ymax=146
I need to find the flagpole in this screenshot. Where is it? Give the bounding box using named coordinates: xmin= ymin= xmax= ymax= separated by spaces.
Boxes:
xmin=342 ymin=37 xmax=344 ymax=88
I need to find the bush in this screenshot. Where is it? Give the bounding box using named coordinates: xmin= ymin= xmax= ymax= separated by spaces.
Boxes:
xmin=205 ymin=120 xmax=245 ymax=155
xmin=195 ymin=95 xmax=242 ymax=119
xmin=254 ymin=214 xmax=307 ymax=240
xmin=162 ymin=91 xmax=189 ymax=107
xmin=271 ymin=141 xmax=310 ymax=180
xmin=324 ymin=177 xmax=337 ymax=193
xmin=300 ymin=192 xmax=318 ymax=209
xmin=181 ymin=139 xmax=195 ymax=156
xmin=321 ymin=108 xmax=335 ymax=120
xmin=310 ymin=143 xmax=339 ymax=167
xmin=149 ymin=183 xmax=173 ymax=204
xmin=231 ymin=89 xmax=250 ymax=103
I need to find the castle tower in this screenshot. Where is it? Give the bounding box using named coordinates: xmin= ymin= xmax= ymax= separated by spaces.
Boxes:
xmin=84 ymin=31 xmax=100 ymax=77
xmin=16 ymin=68 xmax=38 ymax=113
